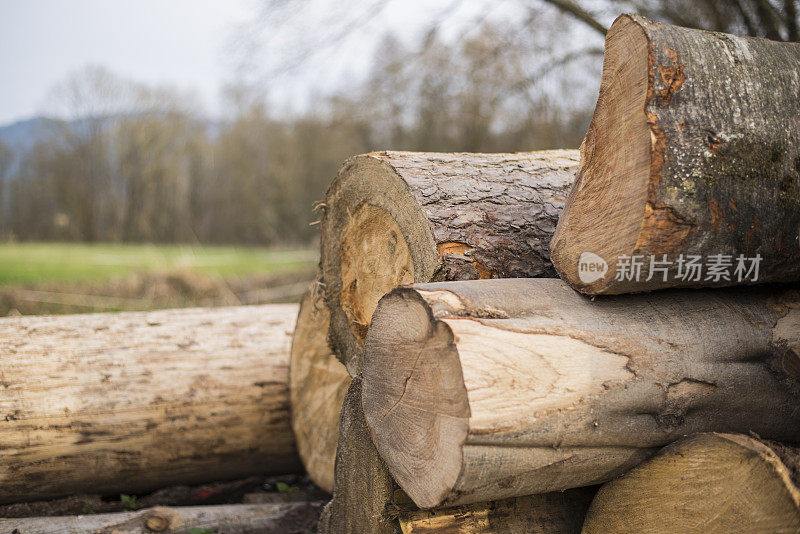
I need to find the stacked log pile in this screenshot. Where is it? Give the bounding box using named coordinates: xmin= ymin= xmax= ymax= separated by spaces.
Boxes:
xmin=3 ymin=12 xmax=800 ymax=534
xmin=302 ymin=13 xmax=800 ymax=534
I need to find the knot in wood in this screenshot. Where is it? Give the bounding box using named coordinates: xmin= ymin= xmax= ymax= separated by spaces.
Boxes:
xmin=783 ymin=346 xmax=800 ymax=382
xmin=145 ymin=514 xmax=170 ymax=532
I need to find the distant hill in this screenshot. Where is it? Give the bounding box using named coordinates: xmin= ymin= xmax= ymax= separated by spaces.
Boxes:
xmin=0 ymin=115 xmax=220 ymax=153
xmin=0 ymin=116 xmax=63 ymax=154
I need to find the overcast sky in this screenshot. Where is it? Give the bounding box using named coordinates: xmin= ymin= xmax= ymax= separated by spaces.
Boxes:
xmin=0 ymin=0 xmax=520 ymax=125
xmin=0 ymin=0 xmax=255 ymax=124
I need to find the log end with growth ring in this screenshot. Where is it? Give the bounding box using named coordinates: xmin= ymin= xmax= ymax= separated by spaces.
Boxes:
xmin=582 ymin=433 xmax=800 ymax=532
xmin=550 ymin=14 xmax=652 ymax=294
xmin=362 ymin=288 xmax=470 ymax=509
xmin=324 ymin=150 xmax=579 ymax=374
xmin=338 ymin=203 xmax=417 ymax=346
xmin=552 ymin=14 xmax=800 ymax=294
xmin=322 ymin=155 xmax=438 ymax=375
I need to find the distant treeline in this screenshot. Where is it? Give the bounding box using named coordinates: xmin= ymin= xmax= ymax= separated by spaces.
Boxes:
xmin=0 ymin=0 xmax=796 ymax=245
xmin=0 ymin=22 xmax=594 ymax=245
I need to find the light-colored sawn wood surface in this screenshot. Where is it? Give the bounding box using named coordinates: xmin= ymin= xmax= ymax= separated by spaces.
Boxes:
xmin=0 ymin=304 xmax=301 ymax=503
xmin=290 ymin=282 xmax=351 ymax=493
xmin=363 ymin=278 xmax=800 ymax=508
xmin=582 ymin=433 xmax=800 ymax=533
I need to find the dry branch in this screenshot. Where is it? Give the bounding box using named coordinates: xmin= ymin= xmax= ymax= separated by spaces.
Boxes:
xmin=0 ymin=502 xmax=325 ymax=534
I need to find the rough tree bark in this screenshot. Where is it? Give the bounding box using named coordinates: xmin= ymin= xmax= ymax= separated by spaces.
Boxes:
xmin=321 ymin=150 xmax=578 ymax=375
xmin=318 ymin=378 xmax=595 ymax=534
xmin=0 ymin=502 xmax=325 ymax=534
xmin=0 ymin=305 xmax=301 ymax=504
xmin=582 ymin=433 xmax=800 ymax=533
xmin=290 ymin=281 xmax=352 ymax=493
xmin=550 ymin=14 xmax=800 ymax=294
xmin=362 ymin=278 xmax=800 ymax=508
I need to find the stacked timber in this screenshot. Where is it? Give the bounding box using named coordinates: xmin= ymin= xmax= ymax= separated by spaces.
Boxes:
xmin=9 ymin=11 xmax=797 ymax=533
xmin=320 ymin=149 xmax=579 ymax=374
xmin=287 ymin=149 xmax=584 ymax=532
xmin=317 ymin=378 xmax=596 ymax=534
xmin=308 ymin=13 xmax=800 ymax=534
xmin=288 ymin=150 xmax=581 ymax=507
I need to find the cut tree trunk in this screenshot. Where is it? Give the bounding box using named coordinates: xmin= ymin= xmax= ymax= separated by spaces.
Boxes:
xmin=0 ymin=305 xmax=301 ymax=504
xmin=321 ymin=149 xmax=578 ymax=375
xmin=550 ymin=14 xmax=800 ymax=295
xmin=318 ymin=377 xmax=595 ymax=534
xmin=0 ymin=502 xmax=325 ymax=534
xmin=582 ymin=433 xmax=800 ymax=533
xmin=290 ymin=281 xmax=352 ymax=493
xmin=362 ymin=278 xmax=800 ymax=508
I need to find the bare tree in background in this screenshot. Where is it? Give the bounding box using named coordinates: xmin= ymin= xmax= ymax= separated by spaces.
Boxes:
xmin=5 ymin=0 xmax=797 ymax=246
xmin=237 ymin=0 xmax=605 ymax=115
xmin=541 ymin=0 xmax=799 ymax=40
xmin=0 ymin=141 xmax=11 ymax=236
xmin=7 ymin=67 xmax=208 ymax=243
xmin=239 ymin=0 xmax=798 ymax=123
xmin=43 ymin=67 xmax=138 ymax=241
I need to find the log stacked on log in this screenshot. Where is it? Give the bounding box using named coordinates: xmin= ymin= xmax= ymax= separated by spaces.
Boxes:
xmin=550 ymin=14 xmax=800 ymax=295
xmin=288 ymin=149 xmax=582 ymax=507
xmin=0 ymin=305 xmax=302 ymax=504
xmin=362 ymin=279 xmax=800 ymax=507
xmin=307 ymin=13 xmax=800 ymax=534
xmin=320 ymin=150 xmax=579 ymax=374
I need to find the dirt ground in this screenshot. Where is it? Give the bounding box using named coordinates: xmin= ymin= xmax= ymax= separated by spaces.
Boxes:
xmin=0 ymin=474 xmax=329 ymax=533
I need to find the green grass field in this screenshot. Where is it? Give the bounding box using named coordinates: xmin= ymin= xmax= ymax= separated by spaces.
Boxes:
xmin=0 ymin=242 xmax=318 ymax=286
